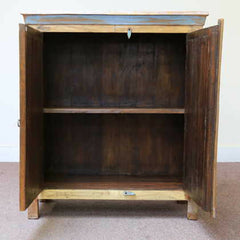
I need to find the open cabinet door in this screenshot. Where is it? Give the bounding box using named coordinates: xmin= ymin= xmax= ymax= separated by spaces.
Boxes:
xmin=19 ymin=24 xmax=43 ymax=210
xmin=184 ymin=19 xmax=223 ymax=217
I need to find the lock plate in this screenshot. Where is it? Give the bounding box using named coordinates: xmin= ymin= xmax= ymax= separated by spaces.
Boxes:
xmin=127 ymin=29 xmax=132 ymax=39
xmin=123 ymin=191 xmax=135 ymax=196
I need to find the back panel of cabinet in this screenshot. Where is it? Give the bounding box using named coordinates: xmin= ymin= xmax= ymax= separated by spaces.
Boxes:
xmin=43 ymin=33 xmax=186 ymax=108
xmin=44 ymin=114 xmax=184 ymax=179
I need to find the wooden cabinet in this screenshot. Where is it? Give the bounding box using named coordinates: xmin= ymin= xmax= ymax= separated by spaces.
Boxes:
xmin=19 ymin=12 xmax=223 ymax=219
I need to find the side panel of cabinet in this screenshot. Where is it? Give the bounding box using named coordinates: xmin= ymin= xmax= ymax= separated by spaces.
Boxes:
xmin=19 ymin=24 xmax=44 ymax=210
xmin=184 ymin=20 xmax=223 ymax=216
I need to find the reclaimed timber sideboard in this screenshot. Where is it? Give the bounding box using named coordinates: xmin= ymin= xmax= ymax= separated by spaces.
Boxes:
xmin=19 ymin=12 xmax=223 ymax=219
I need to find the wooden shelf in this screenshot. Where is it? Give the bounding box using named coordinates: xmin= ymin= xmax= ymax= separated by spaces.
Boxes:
xmin=43 ymin=108 xmax=185 ymax=114
xmin=39 ymin=188 xmax=186 ymax=201
xmin=43 ymin=176 xmax=183 ymax=190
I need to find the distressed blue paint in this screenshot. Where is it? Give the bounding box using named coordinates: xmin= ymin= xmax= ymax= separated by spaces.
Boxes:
xmin=24 ymin=14 xmax=206 ymax=26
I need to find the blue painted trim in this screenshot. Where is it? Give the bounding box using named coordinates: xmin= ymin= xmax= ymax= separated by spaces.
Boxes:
xmin=24 ymin=14 xmax=206 ymax=26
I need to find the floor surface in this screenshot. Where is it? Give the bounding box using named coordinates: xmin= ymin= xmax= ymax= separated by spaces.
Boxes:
xmin=0 ymin=163 xmax=239 ymax=240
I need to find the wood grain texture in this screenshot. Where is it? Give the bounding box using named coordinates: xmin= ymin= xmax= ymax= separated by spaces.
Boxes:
xmin=43 ymin=108 xmax=185 ymax=114
xmin=43 ymin=176 xmax=182 ymax=190
xmin=38 ymin=189 xmax=187 ymax=201
xmin=23 ymin=14 xmax=207 ymax=26
xmin=187 ymin=198 xmax=198 ymax=220
xmin=19 ymin=25 xmax=44 ymax=211
xmin=43 ymin=33 xmax=185 ymax=108
xmin=28 ymin=198 xmax=39 ymax=219
xmin=212 ymin=19 xmax=224 ymax=218
xmin=184 ymin=22 xmax=222 ymax=212
xmin=23 ymin=12 xmax=209 ymax=16
xmin=19 ymin=24 xmax=27 ymax=211
xmin=29 ymin=25 xmax=202 ymax=33
xmin=44 ymin=114 xmax=184 ymax=178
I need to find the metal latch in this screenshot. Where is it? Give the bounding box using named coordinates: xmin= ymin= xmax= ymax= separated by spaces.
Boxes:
xmin=123 ymin=191 xmax=135 ymax=196
xmin=17 ymin=119 xmax=20 ymax=127
xmin=127 ymin=28 xmax=132 ymax=39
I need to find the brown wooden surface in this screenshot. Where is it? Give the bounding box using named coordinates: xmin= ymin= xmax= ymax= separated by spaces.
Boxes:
xmin=29 ymin=25 xmax=202 ymax=33
xmin=43 ymin=108 xmax=185 ymax=114
xmin=43 ymin=176 xmax=182 ymax=190
xmin=39 ymin=189 xmax=187 ymax=201
xmin=19 ymin=24 xmax=26 ymax=211
xmin=43 ymin=33 xmax=185 ymax=108
xmin=184 ymin=22 xmax=222 ymax=212
xmin=28 ymin=198 xmax=39 ymax=219
xmin=187 ymin=198 xmax=198 ymax=220
xmin=19 ymin=25 xmax=44 ymax=211
xmin=44 ymin=114 xmax=184 ymax=178
xmin=212 ymin=19 xmax=224 ymax=217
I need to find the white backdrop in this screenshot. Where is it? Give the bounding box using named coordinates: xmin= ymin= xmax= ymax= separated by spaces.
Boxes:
xmin=0 ymin=0 xmax=239 ymax=162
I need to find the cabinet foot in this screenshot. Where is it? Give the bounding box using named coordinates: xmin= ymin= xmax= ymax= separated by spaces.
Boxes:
xmin=28 ymin=198 xmax=39 ymax=219
xmin=187 ymin=198 xmax=198 ymax=220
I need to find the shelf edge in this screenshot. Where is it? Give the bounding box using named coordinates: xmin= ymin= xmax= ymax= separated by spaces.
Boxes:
xmin=43 ymin=108 xmax=185 ymax=114
xmin=38 ymin=189 xmax=187 ymax=200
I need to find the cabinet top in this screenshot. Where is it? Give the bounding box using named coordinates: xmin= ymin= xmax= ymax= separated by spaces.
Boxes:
xmin=22 ymin=12 xmax=208 ymax=26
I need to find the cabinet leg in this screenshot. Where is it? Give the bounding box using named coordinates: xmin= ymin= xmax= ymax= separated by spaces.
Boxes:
xmin=28 ymin=198 xmax=39 ymax=219
xmin=187 ymin=199 xmax=198 ymax=220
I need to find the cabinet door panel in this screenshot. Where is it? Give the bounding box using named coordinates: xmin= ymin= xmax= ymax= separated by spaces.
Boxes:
xmin=184 ymin=20 xmax=223 ymax=216
xmin=19 ymin=24 xmax=43 ymax=210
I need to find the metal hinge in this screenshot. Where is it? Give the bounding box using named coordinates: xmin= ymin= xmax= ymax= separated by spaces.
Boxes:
xmin=17 ymin=119 xmax=20 ymax=127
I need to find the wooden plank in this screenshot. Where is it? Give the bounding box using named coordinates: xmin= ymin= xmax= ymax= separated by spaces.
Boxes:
xmin=29 ymin=24 xmax=202 ymax=33
xmin=28 ymin=198 xmax=39 ymax=219
xmin=19 ymin=24 xmax=27 ymax=211
xmin=22 ymin=12 xmax=209 ymax=16
xmin=38 ymin=189 xmax=187 ymax=201
xmin=43 ymin=176 xmax=183 ymax=190
xmin=212 ymin=19 xmax=224 ymax=218
xmin=44 ymin=115 xmax=184 ymax=178
xmin=19 ymin=25 xmax=44 ymax=211
xmin=43 ymin=33 xmax=185 ymax=108
xmin=43 ymin=108 xmax=185 ymax=114
xmin=184 ymin=21 xmax=223 ymax=213
xmin=23 ymin=14 xmax=207 ymax=26
xmin=187 ymin=198 xmax=198 ymax=220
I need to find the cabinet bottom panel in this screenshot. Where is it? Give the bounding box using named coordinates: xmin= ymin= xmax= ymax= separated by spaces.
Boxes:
xmin=38 ymin=189 xmax=186 ymax=201
xmin=43 ymin=175 xmax=183 ymax=190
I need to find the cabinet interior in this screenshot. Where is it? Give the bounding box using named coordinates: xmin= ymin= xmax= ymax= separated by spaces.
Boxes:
xmin=42 ymin=33 xmax=186 ymax=190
